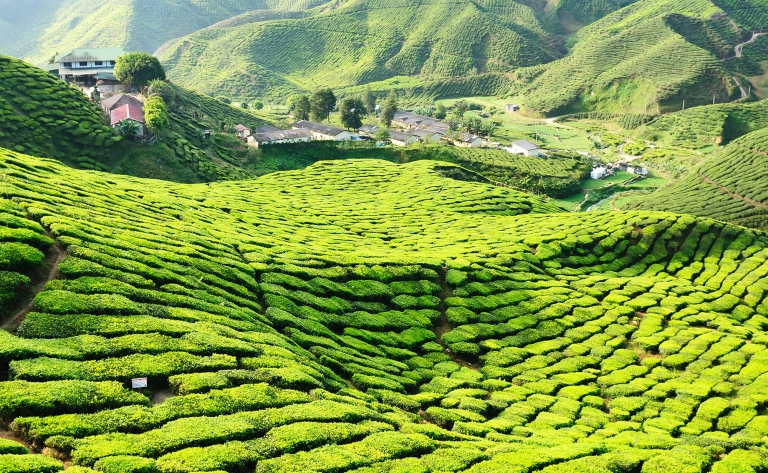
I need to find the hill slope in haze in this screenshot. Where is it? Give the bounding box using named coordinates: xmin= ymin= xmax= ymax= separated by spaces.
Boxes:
xmin=156 ymin=0 xmax=603 ymax=99
xmin=0 ymin=0 xmax=328 ymax=64
xmin=3 ymin=150 xmax=768 ymax=471
xmin=158 ymin=0 xmax=761 ymax=115
xmin=506 ymin=0 xmax=760 ymax=115
xmin=629 ymin=127 xmax=768 ymax=229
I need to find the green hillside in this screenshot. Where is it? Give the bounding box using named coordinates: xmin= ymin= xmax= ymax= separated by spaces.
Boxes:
xmin=157 ymin=0 xmax=763 ymax=116
xmin=0 ymin=54 xmax=282 ymax=183
xmin=0 ymin=54 xmax=120 ymax=160
xmin=639 ymin=99 xmax=768 ymax=148
xmin=157 ymin=0 xmax=564 ymax=99
xmin=506 ymin=0 xmax=751 ymax=116
xmin=629 ymin=127 xmax=768 ymax=229
xmin=0 ymin=0 xmax=328 ymax=65
xmin=3 ymin=148 xmax=768 ymax=471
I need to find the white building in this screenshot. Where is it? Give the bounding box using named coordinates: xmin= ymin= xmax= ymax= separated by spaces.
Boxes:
xmin=510 ymin=140 xmax=540 ymax=156
xmin=591 ymin=167 xmax=607 ymax=180
xmin=54 ymin=48 xmax=126 ymax=87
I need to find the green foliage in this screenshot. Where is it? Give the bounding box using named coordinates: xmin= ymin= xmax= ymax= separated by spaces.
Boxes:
xmin=381 ymin=92 xmax=398 ymax=128
xmin=143 ymin=96 xmax=169 ymax=134
xmin=631 ymin=128 xmax=768 ymax=229
xmin=310 ymin=89 xmax=336 ymax=123
xmin=114 ymin=52 xmax=166 ymax=88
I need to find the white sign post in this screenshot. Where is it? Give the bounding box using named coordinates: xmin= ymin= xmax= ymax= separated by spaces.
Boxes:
xmin=131 ymin=377 xmax=148 ymax=389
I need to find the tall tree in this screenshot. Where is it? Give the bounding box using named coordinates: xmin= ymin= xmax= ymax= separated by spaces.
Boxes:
xmin=310 ymin=88 xmax=336 ymax=123
xmin=363 ymin=87 xmax=376 ymax=116
xmin=114 ymin=52 xmax=166 ymax=88
xmin=340 ymin=97 xmax=364 ymax=130
xmin=144 ymin=96 xmax=169 ymax=134
xmin=380 ymin=92 xmax=398 ymax=128
xmin=453 ymin=99 xmax=469 ymax=118
xmin=294 ymin=95 xmax=311 ymax=121
xmin=434 ymin=104 xmax=447 ymax=120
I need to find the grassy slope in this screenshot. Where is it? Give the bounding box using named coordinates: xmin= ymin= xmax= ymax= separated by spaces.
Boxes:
xmin=0 ymin=0 xmax=329 ymax=64
xmin=629 ymin=127 xmax=768 ymax=229
xmin=507 ymin=0 xmax=749 ymax=116
xmin=0 ymin=54 xmax=120 ymax=162
xmin=2 ymin=149 xmax=768 ymax=471
xmin=157 ymin=0 xmax=560 ymax=99
xmin=639 ymin=99 xmax=768 ymax=148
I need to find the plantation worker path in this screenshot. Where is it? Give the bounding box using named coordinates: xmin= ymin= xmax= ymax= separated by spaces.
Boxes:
xmin=0 ymin=242 xmax=65 ymax=333
xmin=734 ymin=32 xmax=766 ymax=58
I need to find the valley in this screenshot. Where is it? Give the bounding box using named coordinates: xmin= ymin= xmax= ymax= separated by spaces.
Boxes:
xmin=1 ymin=0 xmax=768 ymax=472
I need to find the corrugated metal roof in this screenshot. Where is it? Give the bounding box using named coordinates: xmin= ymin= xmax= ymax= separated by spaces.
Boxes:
xmin=55 ymin=48 xmax=126 ymax=63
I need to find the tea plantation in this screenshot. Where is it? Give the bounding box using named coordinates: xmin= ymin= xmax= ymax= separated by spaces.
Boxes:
xmin=630 ymin=127 xmax=768 ymax=229
xmin=2 ymin=144 xmax=768 ymax=471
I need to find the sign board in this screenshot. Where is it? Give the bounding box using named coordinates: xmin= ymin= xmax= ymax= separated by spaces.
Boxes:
xmin=131 ymin=377 xmax=148 ymax=389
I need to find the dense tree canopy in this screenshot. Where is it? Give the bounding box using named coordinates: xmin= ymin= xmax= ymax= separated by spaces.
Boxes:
xmin=380 ymin=92 xmax=398 ymax=128
xmin=294 ymin=95 xmax=311 ymax=121
xmin=144 ymin=96 xmax=169 ymax=134
xmin=340 ymin=97 xmax=365 ymax=130
xmin=310 ymin=88 xmax=336 ymax=123
xmin=114 ymin=52 xmax=166 ymax=88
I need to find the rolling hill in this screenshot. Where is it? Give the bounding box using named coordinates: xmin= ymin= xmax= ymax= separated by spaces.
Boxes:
xmin=156 ymin=0 xmax=765 ymax=115
xmin=0 ymin=53 xmax=280 ymax=183
xmin=2 ymin=146 xmax=768 ymax=471
xmin=629 ymin=127 xmax=768 ymax=229
xmin=0 ymin=0 xmax=328 ymax=65
xmin=639 ymin=99 xmax=768 ymax=148
xmin=156 ymin=0 xmax=618 ymax=100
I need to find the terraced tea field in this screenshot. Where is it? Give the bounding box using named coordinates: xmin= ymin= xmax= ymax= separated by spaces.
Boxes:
xmin=2 ymin=144 xmax=768 ymax=471
xmin=631 ymin=127 xmax=768 ymax=229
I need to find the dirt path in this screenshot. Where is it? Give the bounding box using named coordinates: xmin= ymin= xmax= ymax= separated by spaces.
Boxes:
xmin=699 ymin=173 xmax=768 ymax=210
xmin=733 ymin=76 xmax=748 ymax=100
xmin=735 ymin=32 xmax=766 ymax=58
xmin=1 ymin=244 xmax=66 ymax=332
xmin=434 ymin=267 xmax=478 ymax=370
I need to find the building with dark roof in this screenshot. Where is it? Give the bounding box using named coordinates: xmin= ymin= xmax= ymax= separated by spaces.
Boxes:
xmin=54 ymin=48 xmax=126 ymax=86
xmin=291 ymin=120 xmax=354 ymax=141
xmin=247 ymin=129 xmax=312 ymax=148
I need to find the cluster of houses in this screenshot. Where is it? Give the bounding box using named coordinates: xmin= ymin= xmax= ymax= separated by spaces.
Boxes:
xmin=590 ymin=161 xmax=649 ymax=180
xmin=236 ymin=110 xmax=542 ymax=155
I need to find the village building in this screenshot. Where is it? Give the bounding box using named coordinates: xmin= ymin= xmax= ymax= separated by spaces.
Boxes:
xmin=388 ymin=130 xmax=419 ymax=147
xmin=291 ymin=120 xmax=354 ymax=141
xmin=358 ymin=124 xmax=380 ymax=136
xmin=247 ymin=129 xmax=312 ymax=148
xmin=453 ymin=133 xmax=483 ymax=148
xmin=110 ymin=103 xmax=145 ymax=136
xmin=235 ymin=124 xmax=252 ymax=140
xmin=54 ymin=48 xmax=126 ymax=88
xmin=100 ymin=94 xmax=143 ymax=116
xmin=392 ymin=111 xmax=442 ymax=130
xmin=410 ymin=128 xmax=442 ymax=142
xmin=510 ymin=139 xmax=540 ymax=156
xmin=591 ymin=167 xmax=608 ymax=180
xmin=506 ymin=104 xmax=520 ymax=112
xmin=254 ymin=124 xmax=282 ymax=134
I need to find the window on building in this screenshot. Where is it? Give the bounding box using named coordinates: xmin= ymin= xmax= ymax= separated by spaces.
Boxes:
xmin=64 ymin=62 xmax=72 ymax=68
xmin=79 ymin=62 xmax=88 ymax=66
xmin=109 ymin=61 xmax=115 ymax=66
xmin=95 ymin=61 xmax=103 ymax=66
